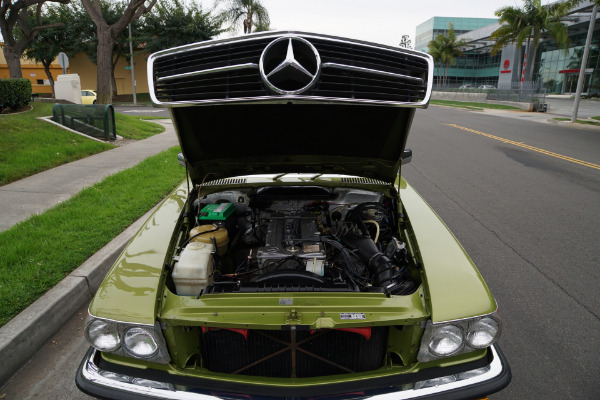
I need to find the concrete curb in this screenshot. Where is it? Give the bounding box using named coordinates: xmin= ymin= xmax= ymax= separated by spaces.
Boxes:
xmin=0 ymin=204 xmax=159 ymax=387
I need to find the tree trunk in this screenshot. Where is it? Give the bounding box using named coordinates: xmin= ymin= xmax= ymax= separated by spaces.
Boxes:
xmin=42 ymin=60 xmax=56 ymax=98
xmin=96 ymin=27 xmax=115 ymax=104
xmin=3 ymin=45 xmax=23 ymax=79
xmin=111 ymin=49 xmax=124 ymax=96
xmin=522 ymin=38 xmax=531 ymax=84
xmin=516 ymin=43 xmax=523 ymax=83
xmin=526 ymin=42 xmax=539 ymax=84
xmin=245 ymin=0 xmax=253 ymax=33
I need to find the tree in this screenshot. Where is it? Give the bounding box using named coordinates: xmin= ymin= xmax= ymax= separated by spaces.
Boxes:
xmin=492 ymin=0 xmax=571 ymax=83
xmin=490 ymin=4 xmax=529 ymax=82
xmin=67 ymin=1 xmax=144 ymax=97
xmin=80 ymin=0 xmax=157 ymax=104
xmin=399 ymin=34 xmax=412 ymax=49
xmin=21 ymin=4 xmax=70 ymax=97
xmin=0 ymin=0 xmax=69 ymax=79
xmin=219 ymin=0 xmax=269 ymax=34
xmin=140 ymin=0 xmax=225 ymax=54
xmin=427 ymin=24 xmax=468 ymax=87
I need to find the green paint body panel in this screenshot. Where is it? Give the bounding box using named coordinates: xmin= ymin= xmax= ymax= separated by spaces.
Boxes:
xmin=88 ymin=175 xmax=496 ymax=382
xmin=90 ymin=176 xmax=495 ymax=326
xmin=399 ymin=178 xmax=497 ymax=323
xmin=159 ymin=289 xmax=429 ymax=328
xmin=88 ymin=182 xmax=188 ymax=325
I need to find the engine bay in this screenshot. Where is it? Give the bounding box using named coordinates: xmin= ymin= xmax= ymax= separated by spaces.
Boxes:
xmin=170 ymin=185 xmax=419 ymax=296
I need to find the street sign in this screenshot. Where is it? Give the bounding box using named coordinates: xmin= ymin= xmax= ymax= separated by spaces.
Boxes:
xmin=58 ymin=52 xmax=69 ymax=74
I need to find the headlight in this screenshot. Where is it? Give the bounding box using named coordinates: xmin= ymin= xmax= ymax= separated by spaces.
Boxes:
xmin=417 ymin=312 xmax=502 ymax=362
xmin=428 ymin=325 xmax=464 ymax=356
xmin=123 ymin=327 xmax=159 ymax=358
xmin=85 ymin=319 xmax=120 ymax=352
xmin=467 ymin=316 xmax=500 ymax=349
xmin=83 ymin=316 xmax=171 ymax=364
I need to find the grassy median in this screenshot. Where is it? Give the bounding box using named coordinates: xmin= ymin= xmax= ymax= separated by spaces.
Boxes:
xmin=553 ymin=117 xmax=600 ymax=127
xmin=0 ymin=146 xmax=184 ymax=327
xmin=115 ymin=114 xmax=166 ymax=140
xmin=0 ymin=103 xmax=114 ymax=186
xmin=0 ymin=103 xmax=167 ymax=186
xmin=431 ymin=99 xmax=520 ymax=110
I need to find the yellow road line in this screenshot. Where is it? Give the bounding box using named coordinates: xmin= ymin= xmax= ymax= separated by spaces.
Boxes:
xmin=446 ymin=124 xmax=600 ymax=171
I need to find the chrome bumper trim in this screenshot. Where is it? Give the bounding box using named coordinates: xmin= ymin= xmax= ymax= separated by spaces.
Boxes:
xmin=78 ymin=345 xmax=508 ymax=400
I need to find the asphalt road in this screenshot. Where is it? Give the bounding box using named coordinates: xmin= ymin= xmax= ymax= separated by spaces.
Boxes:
xmin=403 ymin=106 xmax=600 ymax=399
xmin=2 ymin=106 xmax=599 ymax=399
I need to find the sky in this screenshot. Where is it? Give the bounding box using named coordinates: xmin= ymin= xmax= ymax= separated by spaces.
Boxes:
xmin=202 ymin=0 xmax=530 ymax=47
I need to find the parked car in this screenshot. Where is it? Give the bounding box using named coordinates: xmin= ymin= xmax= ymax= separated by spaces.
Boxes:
xmin=76 ymin=31 xmax=511 ymax=400
xmin=458 ymin=84 xmax=475 ymax=89
xmin=478 ymin=85 xmax=496 ymax=89
xmin=81 ymin=89 xmax=97 ymax=104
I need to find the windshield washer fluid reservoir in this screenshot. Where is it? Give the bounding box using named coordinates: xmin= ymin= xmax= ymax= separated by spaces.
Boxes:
xmin=172 ymin=242 xmax=213 ymax=295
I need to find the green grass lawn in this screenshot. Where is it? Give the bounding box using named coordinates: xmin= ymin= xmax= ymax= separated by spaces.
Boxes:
xmin=553 ymin=117 xmax=600 ymax=127
xmin=0 ymin=103 xmax=168 ymax=186
xmin=430 ymin=99 xmax=520 ymax=110
xmin=115 ymin=113 xmax=166 ymax=140
xmin=0 ymin=146 xmax=184 ymax=327
xmin=0 ymin=103 xmax=114 ymax=186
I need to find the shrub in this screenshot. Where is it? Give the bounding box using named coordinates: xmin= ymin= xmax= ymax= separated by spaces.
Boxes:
xmin=0 ymin=79 xmax=32 ymax=111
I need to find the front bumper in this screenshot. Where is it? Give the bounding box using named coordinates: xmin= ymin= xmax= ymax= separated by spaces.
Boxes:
xmin=76 ymin=344 xmax=510 ymax=400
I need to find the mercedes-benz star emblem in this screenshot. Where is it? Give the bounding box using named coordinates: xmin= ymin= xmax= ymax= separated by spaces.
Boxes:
xmin=259 ymin=36 xmax=321 ymax=95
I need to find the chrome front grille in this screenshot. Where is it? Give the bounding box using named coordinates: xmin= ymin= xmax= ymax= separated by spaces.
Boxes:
xmin=150 ymin=31 xmax=432 ymax=106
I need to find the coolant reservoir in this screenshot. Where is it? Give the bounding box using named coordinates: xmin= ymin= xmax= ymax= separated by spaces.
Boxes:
xmin=172 ymin=242 xmax=213 ymax=296
xmin=189 ymin=224 xmax=229 ymax=255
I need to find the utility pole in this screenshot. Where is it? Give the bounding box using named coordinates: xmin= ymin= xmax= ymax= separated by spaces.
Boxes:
xmin=571 ymin=4 xmax=597 ymax=122
xmin=129 ymin=23 xmax=137 ymax=105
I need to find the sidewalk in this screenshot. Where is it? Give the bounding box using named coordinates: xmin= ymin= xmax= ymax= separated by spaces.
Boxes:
xmin=0 ymin=118 xmax=179 ymax=386
xmin=0 ymin=119 xmax=178 ymax=232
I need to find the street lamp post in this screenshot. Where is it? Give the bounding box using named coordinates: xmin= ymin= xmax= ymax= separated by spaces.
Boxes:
xmin=129 ymin=23 xmax=137 ymax=106
xmin=571 ymin=4 xmax=597 ymax=122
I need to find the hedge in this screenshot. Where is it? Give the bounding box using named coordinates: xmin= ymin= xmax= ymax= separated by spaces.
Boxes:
xmin=0 ymin=79 xmax=32 ymax=111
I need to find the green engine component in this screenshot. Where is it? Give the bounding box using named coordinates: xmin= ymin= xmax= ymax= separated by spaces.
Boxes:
xmin=198 ymin=203 xmax=236 ymax=221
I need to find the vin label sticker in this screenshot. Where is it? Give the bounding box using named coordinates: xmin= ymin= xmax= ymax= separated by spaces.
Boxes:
xmin=279 ymin=298 xmax=293 ymax=305
xmin=340 ymin=313 xmax=366 ymax=320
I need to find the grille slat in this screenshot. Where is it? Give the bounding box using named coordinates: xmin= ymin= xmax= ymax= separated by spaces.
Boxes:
xmin=151 ymin=33 xmax=430 ymax=105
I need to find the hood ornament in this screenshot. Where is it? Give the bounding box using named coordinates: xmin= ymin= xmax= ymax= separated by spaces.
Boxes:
xmin=260 ymin=36 xmax=321 ymax=95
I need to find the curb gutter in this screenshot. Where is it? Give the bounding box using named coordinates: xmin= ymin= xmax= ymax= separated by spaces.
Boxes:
xmin=0 ymin=204 xmax=160 ymax=387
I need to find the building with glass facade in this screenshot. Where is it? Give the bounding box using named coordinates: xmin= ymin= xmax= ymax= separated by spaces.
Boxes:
xmin=416 ymin=1 xmax=600 ymax=95
xmin=415 ymin=17 xmax=498 ymax=52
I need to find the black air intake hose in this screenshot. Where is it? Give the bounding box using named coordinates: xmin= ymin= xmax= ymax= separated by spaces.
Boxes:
xmin=342 ymin=235 xmax=416 ymax=296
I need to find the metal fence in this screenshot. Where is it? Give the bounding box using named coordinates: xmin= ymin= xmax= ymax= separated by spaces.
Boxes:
xmin=433 ymin=81 xmax=547 ymax=109
xmin=52 ymin=104 xmax=116 ymax=141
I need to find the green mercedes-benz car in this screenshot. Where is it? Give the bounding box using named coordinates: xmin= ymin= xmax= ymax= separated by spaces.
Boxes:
xmin=76 ymin=31 xmax=510 ymax=400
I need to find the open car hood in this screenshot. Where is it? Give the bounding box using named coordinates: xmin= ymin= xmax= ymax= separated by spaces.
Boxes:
xmin=148 ymin=31 xmax=433 ymax=184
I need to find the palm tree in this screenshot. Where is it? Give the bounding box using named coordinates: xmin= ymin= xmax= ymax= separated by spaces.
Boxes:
xmin=492 ymin=0 xmax=571 ymax=83
xmin=219 ymin=0 xmax=269 ymax=34
xmin=427 ymin=24 xmax=468 ymax=87
xmin=490 ymin=5 xmax=529 ymax=82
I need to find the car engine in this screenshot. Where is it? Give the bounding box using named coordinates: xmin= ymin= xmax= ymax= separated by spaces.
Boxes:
xmin=172 ymin=186 xmax=417 ymax=296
